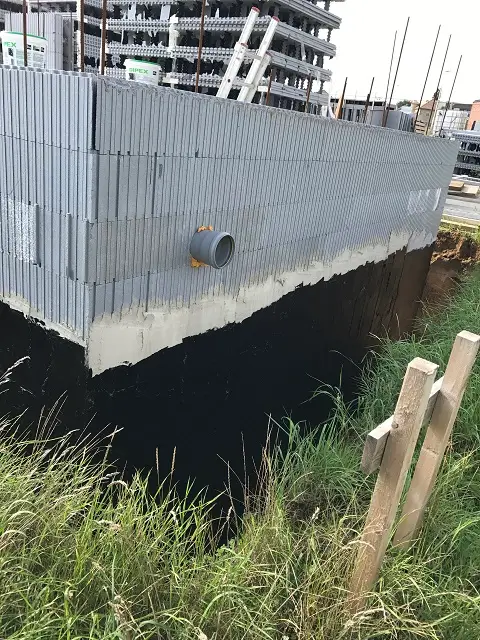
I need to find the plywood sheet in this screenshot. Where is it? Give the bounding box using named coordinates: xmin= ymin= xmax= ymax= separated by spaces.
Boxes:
xmin=462 ymin=185 xmax=480 ymax=197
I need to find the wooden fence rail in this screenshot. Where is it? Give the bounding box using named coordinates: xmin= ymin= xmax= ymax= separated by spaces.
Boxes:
xmin=349 ymin=330 xmax=480 ymax=613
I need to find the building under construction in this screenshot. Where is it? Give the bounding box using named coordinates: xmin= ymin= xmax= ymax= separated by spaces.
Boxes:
xmin=0 ymin=4 xmax=461 ymax=496
xmin=0 ymin=63 xmax=458 ymax=492
xmin=0 ymin=0 xmax=342 ymax=110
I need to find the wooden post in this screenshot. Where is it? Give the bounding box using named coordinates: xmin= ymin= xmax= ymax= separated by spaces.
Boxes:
xmin=362 ymin=376 xmax=444 ymax=476
xmin=349 ymin=357 xmax=438 ymax=613
xmin=394 ymin=331 xmax=480 ymax=548
xmin=334 ymin=77 xmax=347 ymax=119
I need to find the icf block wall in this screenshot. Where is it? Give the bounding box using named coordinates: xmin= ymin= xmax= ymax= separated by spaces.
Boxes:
xmin=4 ymin=13 xmax=72 ymax=71
xmin=0 ymin=67 xmax=459 ymax=370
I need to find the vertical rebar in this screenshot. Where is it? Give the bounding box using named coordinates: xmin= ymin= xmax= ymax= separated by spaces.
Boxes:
xmin=304 ymin=75 xmax=313 ymax=112
xmin=100 ymin=0 xmax=107 ymax=74
xmin=383 ymin=17 xmax=410 ymax=127
xmin=22 ymin=0 xmax=28 ymax=67
xmin=362 ymin=76 xmax=374 ymax=124
xmin=265 ymin=67 xmax=274 ymax=106
xmin=195 ymin=0 xmax=207 ymax=93
xmin=426 ymin=33 xmax=451 ymax=135
xmin=79 ymin=0 xmax=85 ymax=72
xmin=414 ymin=24 xmax=441 ymax=131
xmin=439 ymin=54 xmax=462 ymax=135
xmin=382 ymin=30 xmax=397 ymax=127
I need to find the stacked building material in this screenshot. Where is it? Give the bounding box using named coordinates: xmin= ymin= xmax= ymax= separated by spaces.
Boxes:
xmin=3 ymin=11 xmax=74 ymax=69
xmin=367 ymin=106 xmax=414 ymax=132
xmin=0 ymin=66 xmax=458 ymax=374
xmin=102 ymin=0 xmax=340 ymax=109
xmin=0 ymin=0 xmax=341 ymax=109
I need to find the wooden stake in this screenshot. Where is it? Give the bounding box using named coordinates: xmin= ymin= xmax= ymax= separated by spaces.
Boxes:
xmin=394 ymin=331 xmax=480 ymax=548
xmin=334 ymin=77 xmax=347 ymax=119
xmin=349 ymin=357 xmax=438 ymax=613
xmin=362 ymin=376 xmax=444 ymax=475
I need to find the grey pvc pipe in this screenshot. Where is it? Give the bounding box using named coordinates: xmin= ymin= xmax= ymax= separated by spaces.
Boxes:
xmin=190 ymin=230 xmax=235 ymax=269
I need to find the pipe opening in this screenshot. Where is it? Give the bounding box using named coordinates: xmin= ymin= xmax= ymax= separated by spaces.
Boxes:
xmin=215 ymin=235 xmax=234 ymax=268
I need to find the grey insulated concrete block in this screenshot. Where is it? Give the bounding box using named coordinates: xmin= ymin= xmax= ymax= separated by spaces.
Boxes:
xmin=0 ymin=66 xmax=459 ymax=373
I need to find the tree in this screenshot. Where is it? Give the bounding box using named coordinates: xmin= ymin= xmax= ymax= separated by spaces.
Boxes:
xmin=396 ymin=99 xmax=412 ymax=109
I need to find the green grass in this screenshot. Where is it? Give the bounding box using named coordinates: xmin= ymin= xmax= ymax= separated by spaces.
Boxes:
xmin=2 ymin=270 xmax=480 ymax=638
xmin=439 ymin=222 xmax=480 ymax=245
xmin=440 ymin=220 xmax=480 ymax=239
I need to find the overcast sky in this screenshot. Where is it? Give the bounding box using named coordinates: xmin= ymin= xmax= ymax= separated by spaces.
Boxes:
xmin=327 ymin=0 xmax=479 ymax=105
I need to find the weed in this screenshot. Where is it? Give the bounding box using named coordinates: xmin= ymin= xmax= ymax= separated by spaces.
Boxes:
xmin=1 ymin=270 xmax=480 ymax=638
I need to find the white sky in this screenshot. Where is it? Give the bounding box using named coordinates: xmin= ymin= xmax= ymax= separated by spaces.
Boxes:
xmin=327 ymin=0 xmax=480 ymax=105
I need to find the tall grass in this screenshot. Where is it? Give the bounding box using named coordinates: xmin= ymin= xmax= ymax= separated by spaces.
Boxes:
xmin=1 ymin=270 xmax=480 ymax=638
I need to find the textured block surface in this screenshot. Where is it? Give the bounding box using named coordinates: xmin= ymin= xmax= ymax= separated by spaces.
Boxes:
xmin=0 ymin=67 xmax=459 ymax=372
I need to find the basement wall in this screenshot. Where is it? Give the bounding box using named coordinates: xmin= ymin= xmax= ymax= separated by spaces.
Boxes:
xmin=0 ymin=242 xmax=434 ymax=497
xmin=0 ymin=67 xmax=458 ymax=375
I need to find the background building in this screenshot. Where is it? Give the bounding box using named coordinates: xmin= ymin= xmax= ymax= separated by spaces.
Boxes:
xmin=467 ymin=100 xmax=480 ymax=131
xmin=432 ymin=103 xmax=470 ymax=135
xmin=0 ymin=0 xmax=344 ymax=110
xmin=447 ymin=130 xmax=480 ymax=177
xmin=414 ymin=99 xmax=471 ymax=135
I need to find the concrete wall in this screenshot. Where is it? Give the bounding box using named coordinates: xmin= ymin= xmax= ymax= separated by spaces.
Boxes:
xmin=0 ymin=66 xmax=458 ymax=373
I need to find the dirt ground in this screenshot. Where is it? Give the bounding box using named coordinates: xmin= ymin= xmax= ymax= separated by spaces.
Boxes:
xmin=423 ymin=230 xmax=480 ymax=306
